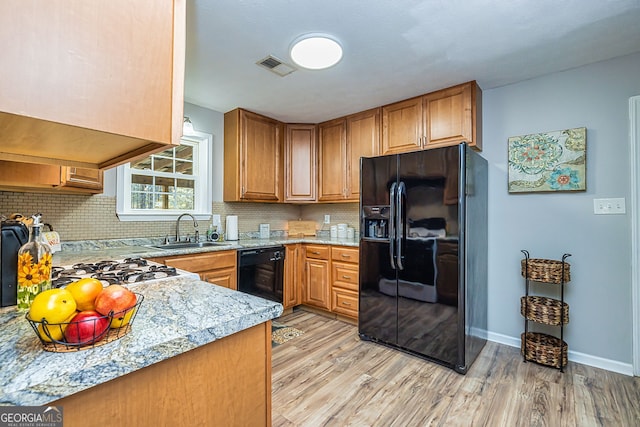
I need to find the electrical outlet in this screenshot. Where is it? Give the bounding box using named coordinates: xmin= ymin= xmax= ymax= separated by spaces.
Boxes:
xmin=593 ymin=198 xmax=626 ymax=215
xmin=324 ymin=214 xmax=331 ymax=224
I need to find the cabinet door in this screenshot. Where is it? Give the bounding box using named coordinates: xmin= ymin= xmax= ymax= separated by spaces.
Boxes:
xmin=304 ymin=258 xmax=330 ymax=309
xmin=201 ymin=267 xmax=237 ymax=290
xmin=0 ymin=160 xmax=60 ymax=191
xmin=424 ymin=82 xmax=480 ymax=150
xmin=285 ymin=124 xmax=317 ymax=202
xmin=318 ymin=118 xmax=347 ymax=201
xmin=241 ymin=110 xmax=283 ymax=201
xmin=224 ymin=109 xmax=283 ymax=202
xmin=60 ymin=167 xmax=104 ymax=192
xmin=346 ymin=108 xmax=380 ymax=201
xmin=283 ymin=244 xmax=301 ymax=309
xmin=381 ymin=96 xmax=423 ymax=155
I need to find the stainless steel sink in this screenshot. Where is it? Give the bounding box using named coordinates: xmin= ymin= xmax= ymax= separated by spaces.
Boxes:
xmin=150 ymin=241 xmax=231 ymax=250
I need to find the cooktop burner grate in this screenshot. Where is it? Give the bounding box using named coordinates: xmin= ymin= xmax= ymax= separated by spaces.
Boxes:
xmin=51 ymin=257 xmax=178 ymax=288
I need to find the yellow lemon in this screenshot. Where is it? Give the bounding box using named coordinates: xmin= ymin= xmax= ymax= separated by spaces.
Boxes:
xmin=110 ymin=307 xmax=136 ymax=329
xmin=28 ymin=289 xmax=77 ymax=324
xmin=36 ymin=312 xmax=75 ymax=342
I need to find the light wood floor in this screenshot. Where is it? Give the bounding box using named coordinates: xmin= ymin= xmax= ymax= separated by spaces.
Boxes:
xmin=272 ymin=309 xmax=640 ymax=426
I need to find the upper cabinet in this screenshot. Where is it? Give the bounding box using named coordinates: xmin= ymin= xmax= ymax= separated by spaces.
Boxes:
xmin=318 ymin=109 xmax=380 ymax=202
xmin=381 ymin=97 xmax=424 ymax=155
xmin=0 ymin=0 xmax=186 ymax=169
xmin=345 ymin=108 xmax=381 ymax=200
xmin=224 ymin=108 xmax=284 ymax=202
xmin=382 ymin=81 xmax=482 ymax=155
xmin=285 ymin=124 xmax=317 ymax=202
xmin=0 ymin=161 xmax=103 ymax=194
xmin=318 ymin=118 xmax=347 ymax=202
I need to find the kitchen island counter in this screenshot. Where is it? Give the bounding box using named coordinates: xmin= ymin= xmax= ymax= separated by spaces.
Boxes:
xmin=0 ymin=275 xmax=282 ymax=425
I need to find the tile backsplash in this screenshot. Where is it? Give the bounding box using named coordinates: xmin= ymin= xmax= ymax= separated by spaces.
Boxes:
xmin=0 ymin=191 xmax=359 ymax=242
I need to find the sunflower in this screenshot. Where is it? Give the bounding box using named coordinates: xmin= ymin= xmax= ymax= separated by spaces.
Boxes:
xmin=17 ymin=252 xmax=33 ymax=270
xmin=18 ymin=264 xmax=41 ymax=288
xmin=38 ymin=252 xmax=53 ymax=279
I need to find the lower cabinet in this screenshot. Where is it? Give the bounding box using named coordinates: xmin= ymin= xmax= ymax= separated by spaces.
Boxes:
xmin=303 ymin=245 xmax=331 ymax=310
xmin=147 ymin=250 xmax=237 ymax=290
xmin=300 ymin=244 xmax=359 ymax=320
xmin=283 ymin=244 xmax=302 ymax=309
xmin=330 ymin=246 xmax=359 ymax=319
xmin=148 ymin=244 xmax=359 ymax=320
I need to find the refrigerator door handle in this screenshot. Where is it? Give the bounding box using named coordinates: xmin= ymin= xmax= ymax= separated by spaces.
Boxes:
xmin=389 ymin=182 xmax=397 ymax=270
xmin=396 ymin=181 xmax=406 ymax=270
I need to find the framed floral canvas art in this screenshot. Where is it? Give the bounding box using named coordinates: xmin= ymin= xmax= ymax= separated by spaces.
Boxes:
xmin=508 ymin=127 xmax=586 ymax=193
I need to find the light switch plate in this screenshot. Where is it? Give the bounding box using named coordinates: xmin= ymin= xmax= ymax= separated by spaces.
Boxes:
xmin=593 ymin=198 xmax=626 ymax=214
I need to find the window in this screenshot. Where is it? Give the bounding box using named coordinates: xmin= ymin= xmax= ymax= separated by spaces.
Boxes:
xmin=116 ymin=132 xmax=212 ymax=221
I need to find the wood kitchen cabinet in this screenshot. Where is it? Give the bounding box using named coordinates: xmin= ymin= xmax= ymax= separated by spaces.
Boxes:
xmin=303 ymin=245 xmax=331 ymax=309
xmin=60 ymin=167 xmax=104 ymax=192
xmin=318 ymin=109 xmax=380 ymax=202
xmin=346 ymin=108 xmax=381 ymax=200
xmin=283 ymin=244 xmax=302 ymax=309
xmin=0 ymin=0 xmax=186 ymax=169
xmin=148 ymin=250 xmax=237 ymax=290
xmin=298 ymin=244 xmax=359 ymax=320
xmin=381 ymin=81 xmax=482 ymax=155
xmin=382 ymin=96 xmax=424 ymax=155
xmin=330 ymin=246 xmax=359 ymax=320
xmin=318 ymin=118 xmax=347 ymax=202
xmin=285 ymin=124 xmax=317 ymax=202
xmin=0 ymin=160 xmax=103 ymax=194
xmin=224 ymin=108 xmax=284 ymax=202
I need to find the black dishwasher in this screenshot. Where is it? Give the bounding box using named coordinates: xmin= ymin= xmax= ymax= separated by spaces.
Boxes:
xmin=237 ymin=246 xmax=285 ymax=303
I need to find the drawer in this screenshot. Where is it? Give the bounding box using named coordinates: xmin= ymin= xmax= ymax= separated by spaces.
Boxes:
xmin=331 ymin=246 xmax=359 ymax=264
xmin=332 ymin=262 xmax=358 ymax=291
xmin=332 ymin=288 xmax=358 ymax=318
xmin=161 ymin=250 xmax=236 ymax=272
xmin=305 ymin=244 xmax=330 ymax=260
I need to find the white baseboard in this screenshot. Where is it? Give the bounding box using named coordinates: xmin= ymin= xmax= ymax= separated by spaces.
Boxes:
xmin=486 ymin=331 xmax=634 ymax=376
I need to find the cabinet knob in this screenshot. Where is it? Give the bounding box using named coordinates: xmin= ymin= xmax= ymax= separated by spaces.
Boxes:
xmin=341 ymin=254 xmax=351 ymax=258
xmin=342 ymin=275 xmax=351 ymax=280
xmin=342 ymin=301 xmax=351 ymax=306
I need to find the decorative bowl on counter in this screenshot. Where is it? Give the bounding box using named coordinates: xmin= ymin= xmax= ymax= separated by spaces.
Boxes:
xmin=25 ymin=293 xmax=144 ymax=352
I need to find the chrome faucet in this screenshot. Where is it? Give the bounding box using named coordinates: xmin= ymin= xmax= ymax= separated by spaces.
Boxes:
xmin=176 ymin=213 xmax=199 ymax=242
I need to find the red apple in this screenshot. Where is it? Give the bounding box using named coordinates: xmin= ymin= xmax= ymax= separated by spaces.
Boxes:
xmin=64 ymin=310 xmax=110 ymax=345
xmin=94 ymin=285 xmax=137 ymax=316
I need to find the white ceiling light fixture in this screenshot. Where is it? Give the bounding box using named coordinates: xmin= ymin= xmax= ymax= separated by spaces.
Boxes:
xmin=290 ymin=33 xmax=343 ymax=70
xmin=183 ymin=117 xmax=195 ymax=135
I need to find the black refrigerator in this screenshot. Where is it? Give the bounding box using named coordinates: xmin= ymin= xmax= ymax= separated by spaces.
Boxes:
xmin=358 ymin=143 xmax=487 ymax=374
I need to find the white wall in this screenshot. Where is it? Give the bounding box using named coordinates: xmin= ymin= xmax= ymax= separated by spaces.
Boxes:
xmin=482 ymin=52 xmax=640 ymax=370
xmin=183 ymin=103 xmax=225 ymax=201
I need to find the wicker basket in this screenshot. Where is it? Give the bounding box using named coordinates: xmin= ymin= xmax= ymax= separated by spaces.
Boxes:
xmin=520 ymin=296 xmax=569 ymax=326
xmin=26 ymin=293 xmax=143 ymax=353
xmin=521 ymin=332 xmax=568 ymax=368
xmin=521 ymin=258 xmax=570 ymax=284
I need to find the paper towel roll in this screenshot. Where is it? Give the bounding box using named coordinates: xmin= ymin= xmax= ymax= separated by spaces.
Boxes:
xmin=226 ymin=215 xmax=238 ymax=241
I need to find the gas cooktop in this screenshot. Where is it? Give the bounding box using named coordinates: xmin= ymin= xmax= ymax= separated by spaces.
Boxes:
xmin=51 ymin=257 xmax=180 ymax=288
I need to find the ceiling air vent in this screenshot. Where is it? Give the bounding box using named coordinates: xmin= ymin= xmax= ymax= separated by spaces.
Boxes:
xmin=256 ymin=55 xmax=296 ymax=77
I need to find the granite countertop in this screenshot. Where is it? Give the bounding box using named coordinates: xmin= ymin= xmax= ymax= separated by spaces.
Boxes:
xmin=53 ymin=236 xmax=359 ymax=265
xmin=0 ymin=276 xmax=283 ymax=406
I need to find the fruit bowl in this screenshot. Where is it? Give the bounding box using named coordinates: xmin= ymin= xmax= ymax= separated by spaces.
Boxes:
xmin=25 ymin=293 xmax=144 ymax=352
